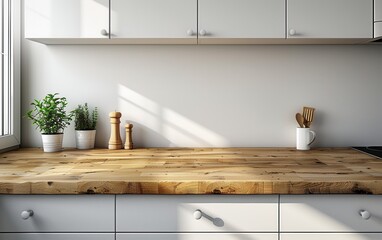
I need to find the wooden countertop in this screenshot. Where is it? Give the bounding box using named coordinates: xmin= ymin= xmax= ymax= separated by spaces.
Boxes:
xmin=0 ymin=148 xmax=381 ymax=195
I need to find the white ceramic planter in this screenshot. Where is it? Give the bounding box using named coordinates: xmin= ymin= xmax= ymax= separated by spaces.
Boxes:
xmin=75 ymin=130 xmax=96 ymax=149
xmin=41 ymin=134 xmax=63 ymax=152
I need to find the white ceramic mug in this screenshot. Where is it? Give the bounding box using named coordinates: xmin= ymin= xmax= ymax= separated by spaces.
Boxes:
xmin=296 ymin=128 xmax=316 ymax=150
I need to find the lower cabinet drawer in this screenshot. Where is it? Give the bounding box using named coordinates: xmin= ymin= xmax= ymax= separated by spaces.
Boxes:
xmin=280 ymin=195 xmax=382 ymax=232
xmin=0 ymin=233 xmax=114 ymax=240
xmin=0 ymin=195 xmax=115 ymax=232
xmin=281 ymin=233 xmax=382 ymax=240
xmin=117 ymin=233 xmax=278 ymax=240
xmin=116 ymin=195 xmax=278 ymax=232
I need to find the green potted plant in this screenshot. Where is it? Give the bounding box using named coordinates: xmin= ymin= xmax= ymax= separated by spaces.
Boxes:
xmin=26 ymin=93 xmax=73 ymax=152
xmin=73 ymin=103 xmax=98 ymax=149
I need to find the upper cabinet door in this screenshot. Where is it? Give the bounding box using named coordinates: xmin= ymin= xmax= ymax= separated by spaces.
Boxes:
xmin=375 ymin=0 xmax=382 ymax=38
xmin=287 ymin=0 xmax=373 ymax=39
xmin=111 ymin=0 xmax=197 ymax=44
xmin=198 ymin=0 xmax=285 ymax=43
xmin=376 ymin=0 xmax=382 ymax=22
xmin=25 ymin=0 xmax=109 ymax=40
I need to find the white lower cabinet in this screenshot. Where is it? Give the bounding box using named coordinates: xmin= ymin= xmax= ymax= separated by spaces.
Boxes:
xmin=116 ymin=195 xmax=278 ymax=232
xmin=281 ymin=233 xmax=382 ymax=240
xmin=280 ymin=195 xmax=382 ymax=232
xmin=0 ymin=233 xmax=114 ymax=240
xmin=0 ymin=195 xmax=115 ymax=240
xmin=0 ymin=195 xmax=115 ymax=232
xmin=280 ymin=195 xmax=382 ymax=239
xmin=2 ymin=194 xmax=382 ymax=239
xmin=117 ymin=233 xmax=278 ymax=240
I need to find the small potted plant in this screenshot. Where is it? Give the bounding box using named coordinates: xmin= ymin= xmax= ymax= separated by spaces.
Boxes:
xmin=26 ymin=93 xmax=73 ymax=152
xmin=73 ymin=103 xmax=98 ymax=149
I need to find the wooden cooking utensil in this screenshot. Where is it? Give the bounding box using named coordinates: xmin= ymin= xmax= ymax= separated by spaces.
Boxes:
xmin=295 ymin=113 xmax=305 ymax=128
xmin=303 ymin=106 xmax=315 ymax=128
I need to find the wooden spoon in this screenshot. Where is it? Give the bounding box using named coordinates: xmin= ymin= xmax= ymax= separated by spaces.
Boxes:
xmin=295 ymin=113 xmax=305 ymax=128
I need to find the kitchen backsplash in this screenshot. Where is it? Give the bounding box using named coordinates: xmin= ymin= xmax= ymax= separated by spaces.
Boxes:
xmin=21 ymin=41 xmax=382 ymax=148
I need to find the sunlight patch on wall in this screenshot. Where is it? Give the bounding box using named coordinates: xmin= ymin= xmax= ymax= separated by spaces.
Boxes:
xmin=118 ymin=84 xmax=228 ymax=147
xmin=162 ymin=108 xmax=229 ymax=146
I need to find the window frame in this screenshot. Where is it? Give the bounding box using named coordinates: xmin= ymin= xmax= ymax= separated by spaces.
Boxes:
xmin=0 ymin=0 xmax=20 ymax=151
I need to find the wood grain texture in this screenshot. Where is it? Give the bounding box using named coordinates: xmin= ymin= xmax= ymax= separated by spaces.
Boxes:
xmin=0 ymin=148 xmax=381 ymax=194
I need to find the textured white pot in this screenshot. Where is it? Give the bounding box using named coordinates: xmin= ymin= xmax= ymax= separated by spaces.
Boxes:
xmin=41 ymin=134 xmax=63 ymax=152
xmin=75 ymin=130 xmax=96 ymax=149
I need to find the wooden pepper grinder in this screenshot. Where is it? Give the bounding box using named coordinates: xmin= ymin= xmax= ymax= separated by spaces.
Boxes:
xmin=124 ymin=123 xmax=133 ymax=150
xmin=108 ymin=111 xmax=122 ymax=150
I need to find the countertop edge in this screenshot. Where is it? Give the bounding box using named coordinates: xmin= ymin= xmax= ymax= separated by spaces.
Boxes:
xmin=1 ymin=180 xmax=381 ymax=195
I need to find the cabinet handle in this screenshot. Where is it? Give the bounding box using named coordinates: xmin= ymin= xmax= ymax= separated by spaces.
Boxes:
xmin=199 ymin=29 xmax=207 ymax=36
xmin=100 ymin=29 xmax=109 ymax=36
xmin=194 ymin=209 xmax=203 ymax=220
xmin=359 ymin=210 xmax=371 ymax=220
xmin=193 ymin=209 xmax=224 ymax=227
xmin=187 ymin=29 xmax=194 ymax=36
xmin=21 ymin=210 xmax=34 ymax=220
xmin=289 ymin=29 xmax=296 ymax=36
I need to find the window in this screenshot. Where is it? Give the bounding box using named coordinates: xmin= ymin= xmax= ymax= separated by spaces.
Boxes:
xmin=0 ymin=0 xmax=20 ymax=151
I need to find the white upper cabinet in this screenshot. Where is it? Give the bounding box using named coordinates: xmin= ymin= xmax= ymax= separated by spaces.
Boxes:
xmin=24 ymin=0 xmax=374 ymax=44
xmin=375 ymin=0 xmax=382 ymax=22
xmin=198 ymin=0 xmax=285 ymax=44
xmin=287 ymin=0 xmax=373 ymax=39
xmin=25 ymin=0 xmax=109 ymax=43
xmin=111 ymin=0 xmax=197 ymax=44
xmin=374 ymin=0 xmax=382 ymax=38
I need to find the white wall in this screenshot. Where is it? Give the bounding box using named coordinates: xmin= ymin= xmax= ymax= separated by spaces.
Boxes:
xmin=21 ymin=41 xmax=382 ymax=148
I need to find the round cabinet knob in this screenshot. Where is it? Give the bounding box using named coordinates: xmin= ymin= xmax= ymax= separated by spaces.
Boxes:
xmin=100 ymin=29 xmax=109 ymax=36
xmin=194 ymin=209 xmax=202 ymax=220
xmin=289 ymin=29 xmax=296 ymax=36
xmin=187 ymin=29 xmax=194 ymax=36
xmin=21 ymin=210 xmax=34 ymax=220
xmin=359 ymin=210 xmax=371 ymax=220
xmin=199 ymin=29 xmax=207 ymax=36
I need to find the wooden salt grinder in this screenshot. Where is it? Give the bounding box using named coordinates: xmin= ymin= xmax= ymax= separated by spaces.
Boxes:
xmin=108 ymin=112 xmax=122 ymax=150
xmin=124 ymin=123 xmax=133 ymax=150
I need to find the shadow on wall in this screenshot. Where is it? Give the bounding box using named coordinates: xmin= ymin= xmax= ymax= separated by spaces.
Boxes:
xmin=118 ymin=84 xmax=230 ymax=147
